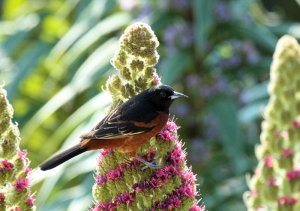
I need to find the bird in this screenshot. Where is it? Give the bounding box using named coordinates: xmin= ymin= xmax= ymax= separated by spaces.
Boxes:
xmin=40 ymin=85 xmax=187 ymax=171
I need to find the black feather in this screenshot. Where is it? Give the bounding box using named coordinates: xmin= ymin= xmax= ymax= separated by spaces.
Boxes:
xmin=40 ymin=144 xmax=86 ymax=171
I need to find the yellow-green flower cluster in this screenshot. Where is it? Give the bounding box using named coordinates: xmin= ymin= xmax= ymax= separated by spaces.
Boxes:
xmin=92 ymin=23 xmax=204 ymax=211
xmin=0 ymin=86 xmax=36 ymax=211
xmin=106 ymin=23 xmax=160 ymax=104
xmin=245 ymin=35 xmax=300 ymax=211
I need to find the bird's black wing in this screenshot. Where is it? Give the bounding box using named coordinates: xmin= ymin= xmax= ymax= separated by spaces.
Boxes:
xmin=81 ymin=99 xmax=158 ymax=140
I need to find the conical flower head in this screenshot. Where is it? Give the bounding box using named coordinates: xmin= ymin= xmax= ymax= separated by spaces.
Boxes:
xmin=245 ymin=35 xmax=300 ymax=211
xmin=0 ymin=86 xmax=36 ymax=211
xmin=92 ymin=23 xmax=204 ymax=211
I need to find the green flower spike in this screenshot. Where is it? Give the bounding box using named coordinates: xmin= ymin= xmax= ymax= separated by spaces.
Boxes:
xmin=91 ymin=23 xmax=205 ymax=211
xmin=245 ymin=35 xmax=300 ymax=211
xmin=0 ymin=86 xmax=36 ymax=211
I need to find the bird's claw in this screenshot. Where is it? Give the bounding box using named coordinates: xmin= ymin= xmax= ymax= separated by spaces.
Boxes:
xmin=135 ymin=157 xmax=160 ymax=170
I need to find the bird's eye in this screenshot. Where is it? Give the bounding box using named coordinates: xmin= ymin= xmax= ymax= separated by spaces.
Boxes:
xmin=160 ymin=91 xmax=167 ymax=98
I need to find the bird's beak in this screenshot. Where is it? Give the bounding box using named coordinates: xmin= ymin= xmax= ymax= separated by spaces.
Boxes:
xmin=170 ymin=91 xmax=188 ymax=99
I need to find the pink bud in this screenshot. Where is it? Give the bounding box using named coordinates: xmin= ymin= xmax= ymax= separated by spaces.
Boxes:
xmin=14 ymin=177 xmax=30 ymax=192
xmin=278 ymin=196 xmax=297 ymax=206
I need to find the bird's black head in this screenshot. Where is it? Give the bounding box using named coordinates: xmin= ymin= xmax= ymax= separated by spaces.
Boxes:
xmin=144 ymin=85 xmax=187 ymax=112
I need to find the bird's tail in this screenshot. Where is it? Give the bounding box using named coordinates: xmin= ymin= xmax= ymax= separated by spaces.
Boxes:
xmin=40 ymin=144 xmax=87 ymax=171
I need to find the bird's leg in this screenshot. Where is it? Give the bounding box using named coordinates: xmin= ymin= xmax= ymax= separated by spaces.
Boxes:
xmin=135 ymin=156 xmax=160 ymax=170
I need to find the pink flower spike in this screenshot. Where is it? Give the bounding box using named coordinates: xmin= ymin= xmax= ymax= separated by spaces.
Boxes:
xmin=14 ymin=177 xmax=30 ymax=192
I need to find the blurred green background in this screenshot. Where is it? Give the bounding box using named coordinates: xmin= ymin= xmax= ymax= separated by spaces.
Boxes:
xmin=1 ymin=0 xmax=300 ymax=210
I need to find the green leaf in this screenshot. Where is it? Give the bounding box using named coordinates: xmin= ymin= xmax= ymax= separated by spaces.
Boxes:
xmin=239 ymin=100 xmax=268 ymax=124
xmin=229 ymin=23 xmax=277 ymax=52
xmin=268 ymin=22 xmax=300 ymax=39
xmin=159 ymin=52 xmax=193 ymax=85
xmin=21 ymin=39 xmax=117 ymax=141
xmin=48 ymin=0 xmax=107 ymax=61
xmin=63 ymin=13 xmax=131 ymax=66
xmin=240 ymin=81 xmax=268 ymax=104
xmin=6 ymin=42 xmax=52 ymax=100
xmin=41 ymin=92 xmax=111 ymax=153
xmin=207 ymin=97 xmax=246 ymax=174
xmin=192 ymin=0 xmax=216 ymax=53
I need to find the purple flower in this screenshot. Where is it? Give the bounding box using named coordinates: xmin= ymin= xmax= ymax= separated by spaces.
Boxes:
xmin=185 ymin=75 xmax=200 ymax=87
xmin=17 ymin=150 xmax=27 ymax=160
xmin=26 ymin=195 xmax=35 ymax=207
xmin=190 ymin=139 xmax=210 ymax=163
xmin=166 ymin=142 xmax=186 ymax=165
xmin=93 ymin=202 xmax=117 ymax=211
xmin=96 ymin=175 xmax=107 ymax=185
xmin=173 ymin=104 xmax=190 ymax=117
xmin=107 ymin=168 xmax=123 ymax=180
xmin=0 ymin=160 xmax=14 ymax=171
xmin=166 ymin=121 xmax=178 ymax=132
xmin=163 ymin=22 xmax=193 ymax=54
xmin=214 ymin=1 xmax=231 ymax=22
xmin=190 ymin=203 xmax=206 ymax=211
xmin=14 ymin=177 xmax=30 ymax=192
xmin=173 ymin=0 xmax=190 ymax=9
xmin=115 ymin=192 xmax=135 ymax=205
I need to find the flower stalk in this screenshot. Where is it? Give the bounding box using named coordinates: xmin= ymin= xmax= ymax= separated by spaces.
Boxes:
xmin=245 ymin=35 xmax=300 ymax=211
xmin=0 ymin=86 xmax=36 ymax=210
xmin=91 ymin=23 xmax=204 ymax=210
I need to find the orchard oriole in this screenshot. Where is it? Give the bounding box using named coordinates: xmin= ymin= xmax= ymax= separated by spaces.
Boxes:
xmin=40 ymin=85 xmax=187 ymax=171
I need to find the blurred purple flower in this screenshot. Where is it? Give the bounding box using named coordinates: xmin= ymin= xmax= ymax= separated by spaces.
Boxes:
xmin=203 ymin=115 xmax=219 ymax=140
xmin=214 ymin=1 xmax=231 ymax=22
xmin=227 ymin=54 xmax=242 ymax=67
xmin=173 ymin=0 xmax=190 ymax=9
xmin=213 ymin=77 xmax=228 ymax=92
xmin=241 ymin=41 xmax=259 ymax=64
xmin=185 ymin=75 xmax=200 ymax=87
xmin=189 ymin=139 xmax=210 ymax=163
xmin=173 ymin=104 xmax=190 ymax=117
xmin=164 ymin=22 xmax=193 ymax=54
xmin=198 ymin=87 xmax=215 ymax=98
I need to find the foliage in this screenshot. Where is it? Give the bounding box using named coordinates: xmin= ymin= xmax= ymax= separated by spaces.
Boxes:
xmin=0 ymin=0 xmax=300 ymax=210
